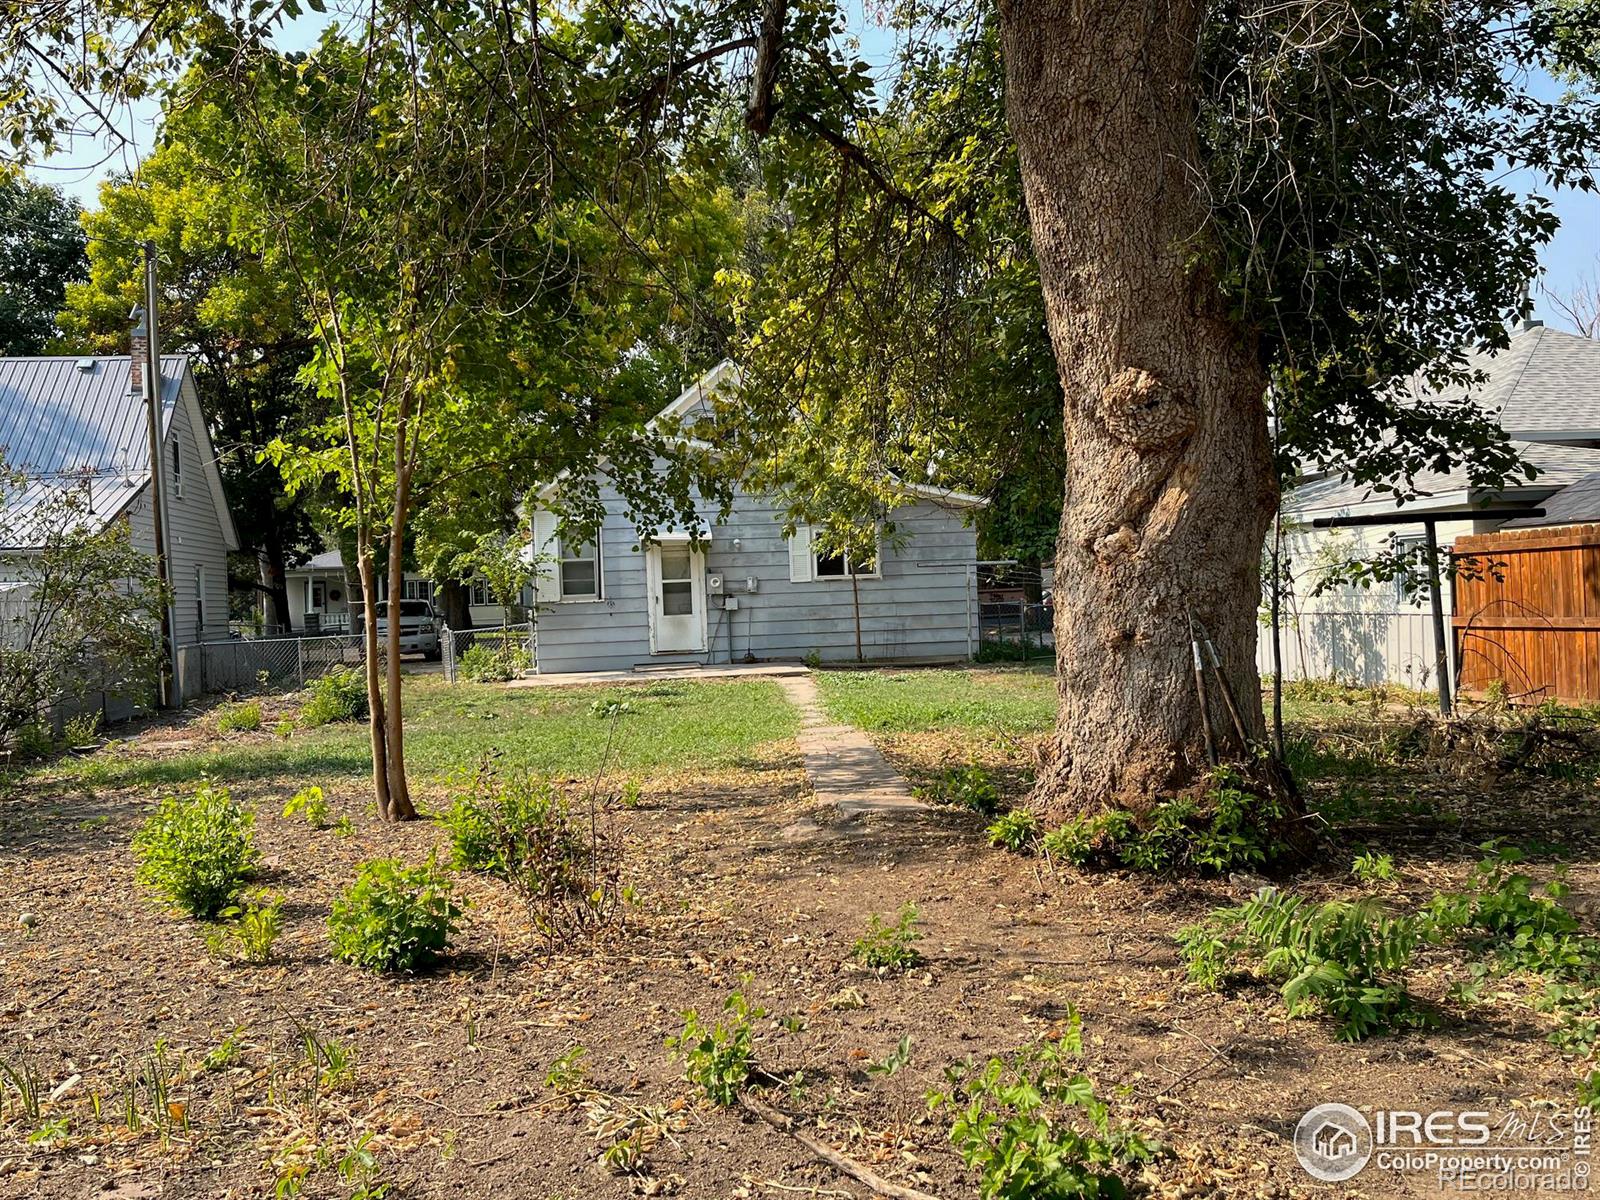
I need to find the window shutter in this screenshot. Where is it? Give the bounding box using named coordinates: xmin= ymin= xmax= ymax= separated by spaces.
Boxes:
xmin=787 ymin=523 xmax=814 ymax=583
xmin=531 ymin=507 xmax=560 ymax=604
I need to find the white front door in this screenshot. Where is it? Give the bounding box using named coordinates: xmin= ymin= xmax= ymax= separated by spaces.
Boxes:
xmin=647 ymin=543 xmax=706 ymax=654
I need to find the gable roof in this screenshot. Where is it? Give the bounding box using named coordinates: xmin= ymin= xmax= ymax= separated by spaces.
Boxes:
xmin=0 ymin=355 xmax=239 ymax=551
xmin=530 ymin=360 xmax=986 ymax=511
xmin=1501 ymin=470 xmax=1600 ymax=529
xmin=1399 ymin=323 xmax=1600 ymax=441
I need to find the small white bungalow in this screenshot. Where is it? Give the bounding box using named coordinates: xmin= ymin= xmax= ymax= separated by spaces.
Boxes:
xmin=279 ymin=551 xmax=522 ymax=633
xmin=524 ymin=362 xmax=985 ymax=674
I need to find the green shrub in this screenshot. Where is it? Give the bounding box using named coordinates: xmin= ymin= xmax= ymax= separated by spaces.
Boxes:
xmin=215 ymin=701 xmax=263 ymax=733
xmin=668 ymin=985 xmax=765 ymax=1106
xmin=283 ymin=785 xmax=331 ymax=828
xmin=132 ymin=783 xmax=260 ymax=919
xmin=205 ymin=892 xmax=283 ymax=965
xmin=61 ymin=711 xmax=100 ymax=749
xmin=987 ymin=809 xmax=1041 ymax=852
xmin=915 ymin=762 xmax=1002 ymax=815
xmin=1177 ymin=888 xmax=1430 ymax=1040
xmin=1351 ymin=851 xmax=1397 ymax=883
xmin=928 ymin=1012 xmax=1157 ymax=1199
xmin=299 ymin=667 xmax=368 ymax=727
xmin=11 ymin=722 xmax=53 ymax=760
xmin=328 ymin=856 xmax=462 ymax=972
xmin=459 ymin=640 xmax=530 ymax=683
xmin=442 ymin=768 xmax=620 ymax=946
xmin=852 ymin=904 xmax=923 ymax=972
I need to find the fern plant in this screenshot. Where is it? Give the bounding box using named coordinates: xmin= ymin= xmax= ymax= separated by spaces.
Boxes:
xmin=1178 ymin=888 xmax=1430 ymax=1040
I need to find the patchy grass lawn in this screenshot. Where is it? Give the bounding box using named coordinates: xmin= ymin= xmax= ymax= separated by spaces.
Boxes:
xmin=3 ymin=668 xmax=1599 ymax=1199
xmin=39 ymin=675 xmax=800 ymax=798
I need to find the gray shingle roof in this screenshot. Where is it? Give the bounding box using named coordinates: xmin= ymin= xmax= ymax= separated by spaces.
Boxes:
xmin=1402 ymin=323 xmax=1600 ymax=438
xmin=1287 ymin=440 xmax=1600 ymax=515
xmin=1501 ymin=471 xmax=1600 ymax=528
xmin=0 ymin=355 xmax=186 ymax=545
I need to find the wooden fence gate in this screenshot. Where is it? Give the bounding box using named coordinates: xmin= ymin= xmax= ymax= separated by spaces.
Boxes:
xmin=1452 ymin=522 xmax=1600 ymax=703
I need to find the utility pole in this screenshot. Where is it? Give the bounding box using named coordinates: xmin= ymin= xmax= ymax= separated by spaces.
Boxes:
xmin=138 ymin=240 xmax=179 ymax=707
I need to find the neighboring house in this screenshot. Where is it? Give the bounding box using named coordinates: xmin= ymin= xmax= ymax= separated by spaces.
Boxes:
xmin=279 ymin=550 xmax=522 ymax=633
xmin=1270 ymin=321 xmax=1600 ymax=690
xmin=525 ymin=361 xmax=984 ymax=674
xmin=0 ymin=349 xmax=240 ymax=652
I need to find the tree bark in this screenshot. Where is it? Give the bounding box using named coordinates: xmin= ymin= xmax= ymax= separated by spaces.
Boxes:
xmin=997 ymin=0 xmax=1278 ymax=822
xmin=355 ymin=538 xmax=392 ymax=818
xmin=382 ymin=391 xmax=418 ymax=823
xmin=262 ymin=523 xmax=292 ymax=633
xmin=438 ymin=579 xmax=474 ymax=630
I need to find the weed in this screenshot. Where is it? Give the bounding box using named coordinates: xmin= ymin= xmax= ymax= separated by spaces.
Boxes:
xmin=588 ymin=697 xmax=633 ymax=718
xmin=443 ymin=765 xmax=622 ymax=948
xmin=851 ymin=904 xmax=924 ymax=972
xmin=928 ymin=1012 xmax=1158 ymax=1199
xmin=460 ymin=640 xmax=530 ymax=683
xmin=202 ymin=1027 xmax=246 ymax=1072
xmin=337 ymin=1131 xmax=390 ymax=1199
xmin=302 ymin=1030 xmax=358 ymax=1091
xmin=1178 ymin=889 xmax=1430 ymax=1040
xmin=206 ymin=892 xmax=283 ymax=965
xmin=61 ymin=711 xmax=100 ymax=749
xmin=27 ymin=1116 xmax=70 ymax=1147
xmin=0 ymin=1057 xmax=43 ymax=1122
xmin=132 ymin=782 xmax=259 ymax=918
xmin=1580 ymin=1071 xmax=1600 ymax=1108
xmin=545 ymin=1045 xmax=589 ymax=1093
xmin=283 ymin=784 xmax=331 ymax=828
xmin=11 ymin=722 xmax=54 ymax=759
xmin=299 ymin=667 xmax=368 ymax=727
xmin=273 ymin=718 xmax=296 ymax=739
xmin=327 ymin=855 xmax=462 ymax=972
xmin=915 ymin=762 xmax=1002 ymax=815
xmin=668 ymin=984 xmax=765 ymax=1106
xmin=866 ymin=1035 xmax=913 ymax=1077
xmin=1351 ymin=851 xmax=1397 ymax=883
xmin=216 ymin=700 xmax=263 ymax=733
xmin=987 ymin=809 xmax=1041 ymax=853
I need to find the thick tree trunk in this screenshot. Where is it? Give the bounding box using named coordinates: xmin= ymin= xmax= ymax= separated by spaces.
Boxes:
xmin=997 ymin=0 xmax=1278 ymax=822
xmin=438 ymin=579 xmax=473 ymax=630
xmin=262 ymin=525 xmax=292 ymax=633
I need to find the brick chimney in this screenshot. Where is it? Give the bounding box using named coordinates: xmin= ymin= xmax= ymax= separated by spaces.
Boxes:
xmin=129 ymin=304 xmax=148 ymax=397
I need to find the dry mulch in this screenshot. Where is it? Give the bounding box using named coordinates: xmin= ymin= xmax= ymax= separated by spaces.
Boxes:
xmin=1 ymin=708 xmax=1596 ymax=1199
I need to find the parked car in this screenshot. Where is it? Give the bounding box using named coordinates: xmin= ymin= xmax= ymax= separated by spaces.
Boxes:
xmin=367 ymin=600 xmax=441 ymax=660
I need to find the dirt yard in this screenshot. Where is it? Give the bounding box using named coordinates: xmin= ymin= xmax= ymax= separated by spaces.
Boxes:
xmin=2 ymin=673 xmax=1597 ymax=1199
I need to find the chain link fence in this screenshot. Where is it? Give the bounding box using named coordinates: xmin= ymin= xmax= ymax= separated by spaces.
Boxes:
xmin=185 ymin=632 xmax=365 ymax=695
xmin=442 ymin=622 xmax=536 ymax=683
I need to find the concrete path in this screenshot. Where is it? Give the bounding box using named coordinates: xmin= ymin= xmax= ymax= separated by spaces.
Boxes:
xmin=776 ymin=673 xmax=923 ymax=819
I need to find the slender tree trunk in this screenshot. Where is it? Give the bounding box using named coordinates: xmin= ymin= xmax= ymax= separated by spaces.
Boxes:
xmin=382 ymin=394 xmax=417 ymax=822
xmin=997 ymin=0 xmax=1279 ymax=822
xmin=355 ymin=535 xmax=392 ymax=817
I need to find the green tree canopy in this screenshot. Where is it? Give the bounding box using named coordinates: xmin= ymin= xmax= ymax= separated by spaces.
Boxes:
xmin=0 ymin=172 xmax=87 ymax=354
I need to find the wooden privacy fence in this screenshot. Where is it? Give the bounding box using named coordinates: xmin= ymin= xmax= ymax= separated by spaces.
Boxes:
xmin=1452 ymin=522 xmax=1600 ymax=703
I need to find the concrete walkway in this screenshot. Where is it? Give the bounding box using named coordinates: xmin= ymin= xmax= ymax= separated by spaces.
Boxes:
xmin=776 ymin=673 xmax=923 ymax=819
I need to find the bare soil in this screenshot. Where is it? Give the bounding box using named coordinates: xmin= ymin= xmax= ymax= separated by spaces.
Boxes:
xmin=1 ymin=706 xmax=1597 ymax=1199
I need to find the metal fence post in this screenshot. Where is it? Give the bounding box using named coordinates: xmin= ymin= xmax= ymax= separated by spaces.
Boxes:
xmin=297 ymin=638 xmax=304 ymax=686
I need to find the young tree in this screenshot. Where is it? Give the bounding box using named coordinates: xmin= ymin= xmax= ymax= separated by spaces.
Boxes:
xmin=0 ymin=172 xmax=87 ymax=354
xmin=0 ymin=464 xmax=167 ymax=743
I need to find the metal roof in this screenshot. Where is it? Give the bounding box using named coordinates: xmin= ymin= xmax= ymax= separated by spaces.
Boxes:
xmin=0 ymin=354 xmax=186 ymax=546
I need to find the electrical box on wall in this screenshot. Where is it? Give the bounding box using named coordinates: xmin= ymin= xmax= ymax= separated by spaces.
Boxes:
xmin=707 ymin=574 xmax=724 ymax=594
xmin=724 ymin=596 xmax=739 ymax=611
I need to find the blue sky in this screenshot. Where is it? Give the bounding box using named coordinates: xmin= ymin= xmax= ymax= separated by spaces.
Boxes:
xmin=24 ymin=9 xmax=1600 ymax=330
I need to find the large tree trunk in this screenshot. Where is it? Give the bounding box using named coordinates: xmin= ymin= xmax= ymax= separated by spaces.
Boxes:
xmin=997 ymin=0 xmax=1278 ymax=822
xmin=437 ymin=579 xmax=473 ymax=630
xmin=262 ymin=524 xmax=293 ymax=633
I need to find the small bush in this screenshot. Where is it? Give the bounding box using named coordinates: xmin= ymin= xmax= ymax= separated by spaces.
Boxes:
xmin=11 ymin=722 xmax=53 ymax=760
xmin=328 ymin=856 xmax=462 ymax=972
xmin=1351 ymin=851 xmax=1397 ymax=883
xmin=442 ymin=766 xmax=622 ymax=946
xmin=915 ymin=762 xmax=1001 ymax=815
xmin=132 ymin=783 xmax=260 ymax=919
xmin=283 ymin=785 xmax=330 ymax=828
xmin=1177 ymin=888 xmax=1430 ymax=1040
xmin=668 ymin=985 xmax=765 ymax=1106
xmin=987 ymin=809 xmax=1041 ymax=853
xmin=852 ymin=903 xmax=923 ymax=972
xmin=61 ymin=711 xmax=100 ymax=749
xmin=205 ymin=892 xmax=283 ymax=965
xmin=460 ymin=640 xmax=530 ymax=683
xmin=928 ymin=1011 xmax=1158 ymax=1199
xmin=215 ymin=701 xmax=263 ymax=733
xmin=299 ymin=667 xmax=368 ymax=727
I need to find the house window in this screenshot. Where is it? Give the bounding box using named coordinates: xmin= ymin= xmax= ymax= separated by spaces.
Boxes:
xmin=401 ymin=578 xmax=433 ymax=602
xmin=1393 ymin=536 xmax=1425 ymax=606
xmin=814 ymin=536 xmax=879 ymax=579
xmin=559 ymin=535 xmax=602 ymax=599
xmin=470 ymin=577 xmax=492 ymax=607
xmin=171 ymin=439 xmax=182 ymax=498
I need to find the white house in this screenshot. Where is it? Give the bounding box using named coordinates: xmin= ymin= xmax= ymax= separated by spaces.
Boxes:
xmin=0 ymin=348 xmax=240 ymax=701
xmin=525 ymin=361 xmax=985 ymax=674
xmin=1270 ymin=321 xmax=1600 ymax=690
xmin=279 ymin=550 xmax=523 ymax=633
